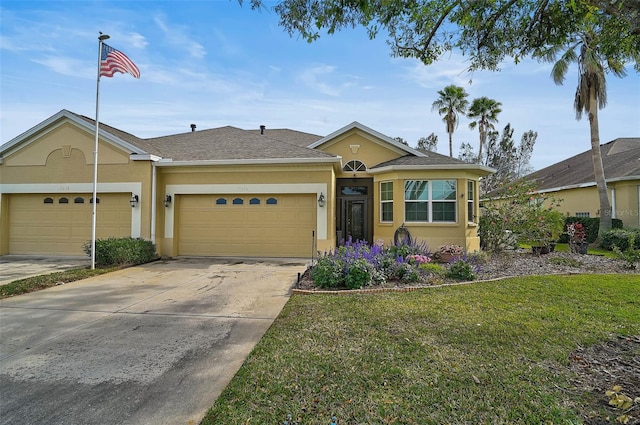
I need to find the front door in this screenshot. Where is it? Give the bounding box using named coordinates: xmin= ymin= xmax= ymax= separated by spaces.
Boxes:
xmin=336 ymin=178 xmax=373 ymax=244
xmin=343 ymin=199 xmax=367 ymax=242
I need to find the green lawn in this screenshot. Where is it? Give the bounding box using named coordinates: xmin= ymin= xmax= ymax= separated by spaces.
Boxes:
xmin=202 ymin=274 xmax=639 ymax=424
xmin=0 ymin=267 xmax=117 ymax=299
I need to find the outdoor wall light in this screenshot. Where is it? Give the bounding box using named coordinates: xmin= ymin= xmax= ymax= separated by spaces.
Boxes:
xmin=130 ymin=194 xmax=139 ymax=208
xmin=164 ymin=194 xmax=172 ymax=207
xmin=317 ymin=192 xmax=326 ymax=207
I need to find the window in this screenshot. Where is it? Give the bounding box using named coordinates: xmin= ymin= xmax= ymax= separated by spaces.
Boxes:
xmin=404 ymin=181 xmax=429 ymax=221
xmin=74 ymin=197 xmax=85 ymax=204
xmin=467 ymin=181 xmax=475 ymax=222
xmin=380 ymin=181 xmax=393 ymax=222
xmin=216 ymin=198 xmax=227 ymax=205
xmin=343 ymin=160 xmax=367 ymax=172
xmin=266 ymin=198 xmax=278 ymax=205
xmin=59 ymin=197 xmax=69 ymax=204
xmin=341 ymin=186 xmax=368 ymax=195
xmin=249 ymin=198 xmax=260 ymax=205
xmin=44 ymin=197 xmax=54 ymax=204
xmin=576 ymin=212 xmax=590 ymax=218
xmin=404 ymin=180 xmax=457 ymax=222
xmin=90 ymin=197 xmax=100 ymax=204
xmin=232 ymin=198 xmax=243 ymax=205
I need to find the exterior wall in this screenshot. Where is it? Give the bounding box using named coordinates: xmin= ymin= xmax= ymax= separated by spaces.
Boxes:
xmin=372 ymin=170 xmax=483 ymax=252
xmin=155 ymin=163 xmax=337 ymax=257
xmin=0 ymin=122 xmax=153 ymax=255
xmin=544 ymin=180 xmax=640 ymax=228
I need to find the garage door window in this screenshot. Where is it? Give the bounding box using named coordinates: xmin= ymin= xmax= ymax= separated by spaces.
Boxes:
xmin=233 ymin=198 xmax=243 ymax=205
xmin=266 ymin=198 xmax=277 ymax=205
xmin=250 ymin=198 xmax=260 ymax=205
xmin=74 ymin=197 xmax=85 ymax=204
xmin=44 ymin=197 xmax=54 ymax=204
xmin=59 ymin=197 xmax=69 ymax=204
xmin=216 ymin=198 xmax=227 ymax=205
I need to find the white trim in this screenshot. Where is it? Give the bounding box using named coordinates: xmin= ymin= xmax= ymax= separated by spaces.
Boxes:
xmin=155 ymin=157 xmax=341 ymax=167
xmin=370 ymin=164 xmax=495 ymax=175
xmin=308 ymin=121 xmax=427 ymax=157
xmin=164 ymin=183 xmax=328 ymax=240
xmin=131 ymin=154 xmax=162 ymax=161
xmin=0 ymin=109 xmax=147 ymax=157
xmin=1 ymin=182 xmax=142 ymax=238
xmin=612 ymin=187 xmax=617 ymax=219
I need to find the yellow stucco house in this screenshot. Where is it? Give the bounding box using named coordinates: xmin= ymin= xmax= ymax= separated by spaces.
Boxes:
xmin=0 ymin=110 xmax=493 ymax=258
xmin=527 ymin=138 xmax=640 ymax=228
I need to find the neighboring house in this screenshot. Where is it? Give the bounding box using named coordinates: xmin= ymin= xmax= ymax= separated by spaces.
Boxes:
xmin=526 ymin=138 xmax=640 ymax=228
xmin=0 ymin=109 xmax=493 ymax=258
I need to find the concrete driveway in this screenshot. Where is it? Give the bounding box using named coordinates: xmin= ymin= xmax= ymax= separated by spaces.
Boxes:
xmin=0 ymin=257 xmax=307 ymax=425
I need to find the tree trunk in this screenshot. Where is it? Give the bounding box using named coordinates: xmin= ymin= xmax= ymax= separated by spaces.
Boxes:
xmin=588 ymin=85 xmax=612 ymax=236
xmin=448 ymin=130 xmax=453 ymax=157
xmin=477 ymin=123 xmax=485 ymax=164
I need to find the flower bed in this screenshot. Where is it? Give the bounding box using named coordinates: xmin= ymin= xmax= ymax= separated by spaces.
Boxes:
xmin=309 ymin=238 xmax=475 ymax=289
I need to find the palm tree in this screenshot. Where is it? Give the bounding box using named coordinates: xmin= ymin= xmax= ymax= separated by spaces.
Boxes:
xmin=542 ymin=25 xmax=627 ymax=234
xmin=431 ymin=85 xmax=469 ymax=157
xmin=467 ymin=97 xmax=502 ymax=164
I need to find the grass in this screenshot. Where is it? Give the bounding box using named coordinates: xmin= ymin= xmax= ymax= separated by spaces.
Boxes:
xmin=0 ymin=267 xmax=118 ymax=299
xmin=201 ymin=274 xmax=640 ymax=424
xmin=520 ymin=242 xmax=617 ymax=258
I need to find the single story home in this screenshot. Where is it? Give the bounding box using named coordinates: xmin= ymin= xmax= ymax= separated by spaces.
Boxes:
xmin=0 ymin=110 xmax=493 ymax=258
xmin=525 ymin=138 xmax=640 ymax=229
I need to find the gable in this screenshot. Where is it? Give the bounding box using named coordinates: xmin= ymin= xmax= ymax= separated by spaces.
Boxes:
xmin=2 ymin=122 xmax=130 ymax=166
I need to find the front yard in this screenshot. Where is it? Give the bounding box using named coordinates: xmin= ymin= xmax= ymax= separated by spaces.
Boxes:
xmin=202 ymin=274 xmax=640 ymax=424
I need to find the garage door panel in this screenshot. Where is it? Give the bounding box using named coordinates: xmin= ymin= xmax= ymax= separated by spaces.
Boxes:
xmin=9 ymin=193 xmax=131 ymax=256
xmin=178 ymin=194 xmax=316 ymax=257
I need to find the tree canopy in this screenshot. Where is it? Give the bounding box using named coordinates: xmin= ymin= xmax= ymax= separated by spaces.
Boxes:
xmin=243 ymin=0 xmax=639 ymax=72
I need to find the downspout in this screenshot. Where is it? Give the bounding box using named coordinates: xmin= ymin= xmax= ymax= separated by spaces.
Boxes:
xmin=611 ymin=187 xmax=616 ymax=220
xmin=150 ymin=161 xmax=157 ymax=244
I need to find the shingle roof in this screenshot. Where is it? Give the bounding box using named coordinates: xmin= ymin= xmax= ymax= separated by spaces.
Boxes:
xmin=71 ymin=113 xmax=333 ymax=161
xmin=527 ymin=138 xmax=640 ymax=190
xmin=373 ymin=150 xmax=473 ymax=168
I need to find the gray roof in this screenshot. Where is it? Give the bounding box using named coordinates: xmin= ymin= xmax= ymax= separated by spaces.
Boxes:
xmin=71 ymin=113 xmax=333 ymax=161
xmin=372 ymin=150 xmax=495 ymax=175
xmin=527 ymin=138 xmax=640 ymax=190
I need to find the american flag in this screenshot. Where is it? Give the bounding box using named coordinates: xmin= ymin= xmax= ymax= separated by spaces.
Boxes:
xmin=100 ymin=43 xmax=140 ymax=79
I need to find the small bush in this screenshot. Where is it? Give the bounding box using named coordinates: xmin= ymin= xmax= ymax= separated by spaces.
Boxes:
xmin=558 ymin=217 xmax=623 ymax=243
xmin=345 ymin=258 xmax=373 ymax=289
xmin=446 ymin=259 xmax=476 ymax=281
xmin=311 ymin=256 xmax=345 ymax=288
xmin=83 ymin=237 xmax=158 ymax=267
xmin=599 ymin=229 xmax=640 ymax=251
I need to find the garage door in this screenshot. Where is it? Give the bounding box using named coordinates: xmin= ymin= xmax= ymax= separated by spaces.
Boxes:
xmin=177 ymin=194 xmax=317 ymax=257
xmin=9 ymin=193 xmax=132 ymax=255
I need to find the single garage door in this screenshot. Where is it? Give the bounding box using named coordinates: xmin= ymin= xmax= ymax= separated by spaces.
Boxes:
xmin=9 ymin=193 xmax=132 ymax=255
xmin=177 ymin=194 xmax=317 ymax=257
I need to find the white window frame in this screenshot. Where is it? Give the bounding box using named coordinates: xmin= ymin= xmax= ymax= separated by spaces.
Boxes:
xmin=467 ymin=180 xmax=475 ymax=223
xmin=404 ymin=180 xmax=457 ymax=223
xmin=343 ymin=160 xmax=367 ymax=172
xmin=380 ymin=181 xmax=393 ymax=223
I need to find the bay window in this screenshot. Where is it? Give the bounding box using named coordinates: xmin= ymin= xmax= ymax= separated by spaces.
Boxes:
xmin=404 ymin=180 xmax=457 ymax=222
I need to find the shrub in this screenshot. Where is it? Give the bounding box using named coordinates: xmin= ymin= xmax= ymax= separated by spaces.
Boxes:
xmin=558 ymin=217 xmax=623 ymax=243
xmin=311 ymin=256 xmax=345 ymax=288
xmin=83 ymin=237 xmax=158 ymax=267
xmin=446 ymin=259 xmax=477 ymax=281
xmin=599 ymin=229 xmax=640 ymax=251
xmin=345 ymin=258 xmax=373 ymax=289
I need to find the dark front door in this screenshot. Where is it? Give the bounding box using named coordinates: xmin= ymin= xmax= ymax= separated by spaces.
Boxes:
xmin=336 ymin=178 xmax=373 ymax=244
xmin=343 ymin=199 xmax=367 ymax=242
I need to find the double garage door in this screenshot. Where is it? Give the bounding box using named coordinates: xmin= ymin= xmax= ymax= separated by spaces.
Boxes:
xmin=177 ymin=194 xmax=316 ymax=258
xmin=8 ymin=193 xmax=131 ymax=256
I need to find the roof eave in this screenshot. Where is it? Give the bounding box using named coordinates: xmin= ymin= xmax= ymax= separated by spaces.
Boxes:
xmin=155 ymin=156 xmax=342 ymax=167
xmin=369 ymin=164 xmax=496 ymax=175
xmin=536 ymin=174 xmax=640 ymax=193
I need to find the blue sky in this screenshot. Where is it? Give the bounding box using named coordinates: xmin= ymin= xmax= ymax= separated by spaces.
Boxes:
xmin=1 ymin=1 xmax=639 ymax=170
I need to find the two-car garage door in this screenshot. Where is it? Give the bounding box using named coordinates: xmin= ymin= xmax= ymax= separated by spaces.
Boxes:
xmin=8 ymin=193 xmax=131 ymax=256
xmin=177 ymin=194 xmax=316 ymax=258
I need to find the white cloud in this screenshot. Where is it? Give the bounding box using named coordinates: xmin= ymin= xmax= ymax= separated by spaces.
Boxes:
xmin=298 ymin=64 xmax=341 ymax=96
xmin=153 ymin=14 xmax=206 ymax=59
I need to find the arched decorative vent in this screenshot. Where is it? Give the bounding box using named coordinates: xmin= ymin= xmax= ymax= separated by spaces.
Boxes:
xmin=249 ymin=198 xmax=260 ymax=205
xmin=343 ymin=160 xmax=367 ymax=172
xmin=266 ymin=198 xmax=278 ymax=205
xmin=74 ymin=197 xmax=85 ymax=204
xmin=216 ymin=198 xmax=227 ymax=205
xmin=44 ymin=197 xmax=54 ymax=204
xmin=232 ymin=198 xmax=243 ymax=205
xmin=59 ymin=197 xmax=69 ymax=204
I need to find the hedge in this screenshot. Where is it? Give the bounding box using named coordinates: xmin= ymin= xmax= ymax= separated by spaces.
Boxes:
xmin=598 ymin=228 xmax=640 ymax=251
xmin=83 ymin=237 xmax=158 ymax=267
xmin=557 ymin=217 xmax=623 ymax=243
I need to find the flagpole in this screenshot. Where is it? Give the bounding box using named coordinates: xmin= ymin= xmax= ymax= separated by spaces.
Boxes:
xmin=91 ymin=33 xmax=109 ymax=270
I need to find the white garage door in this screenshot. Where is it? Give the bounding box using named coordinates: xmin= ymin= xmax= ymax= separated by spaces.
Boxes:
xmin=177 ymin=194 xmax=317 ymax=258
xmin=9 ymin=193 xmax=132 ymax=255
